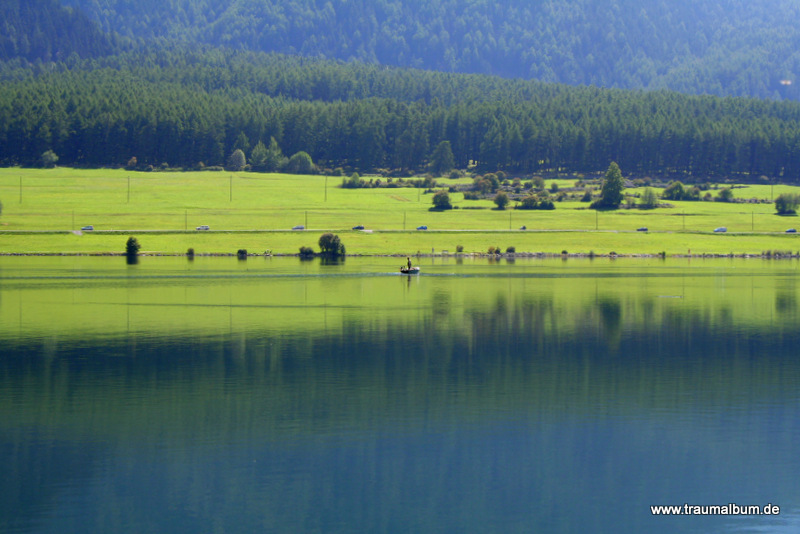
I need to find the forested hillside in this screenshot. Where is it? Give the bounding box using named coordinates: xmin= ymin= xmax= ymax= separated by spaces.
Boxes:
xmin=60 ymin=0 xmax=800 ymax=100
xmin=3 ymin=48 xmax=800 ymax=181
xmin=0 ymin=0 xmax=119 ymax=62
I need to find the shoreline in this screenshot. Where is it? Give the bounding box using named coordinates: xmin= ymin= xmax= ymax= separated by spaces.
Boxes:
xmin=2 ymin=251 xmax=798 ymax=259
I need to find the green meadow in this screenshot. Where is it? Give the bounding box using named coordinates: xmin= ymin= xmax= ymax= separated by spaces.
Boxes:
xmin=1 ymin=167 xmax=800 ymax=255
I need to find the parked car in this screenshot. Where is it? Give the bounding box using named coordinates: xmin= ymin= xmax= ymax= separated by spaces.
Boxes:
xmin=416 ymin=225 xmax=428 ymax=230
xmin=352 ymin=225 xmax=365 ymax=230
xmin=714 ymin=227 xmax=727 ymax=233
xmin=292 ymin=225 xmax=305 ymax=230
xmin=520 ymin=225 xmax=527 ymax=230
xmin=637 ymin=227 xmax=648 ymax=232
xmin=81 ymin=225 xmax=94 ymax=231
xmin=787 ymin=228 xmax=797 ymax=233
xmin=196 ymin=225 xmax=210 ymax=231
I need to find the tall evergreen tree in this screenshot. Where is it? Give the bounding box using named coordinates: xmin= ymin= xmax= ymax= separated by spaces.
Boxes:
xmin=264 ymin=137 xmax=286 ymax=172
xmin=250 ymin=140 xmax=268 ymax=171
xmin=429 ymin=140 xmax=455 ymax=175
xmin=597 ymin=162 xmax=625 ymax=209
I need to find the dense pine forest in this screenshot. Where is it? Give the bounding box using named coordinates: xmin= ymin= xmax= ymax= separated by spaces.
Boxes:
xmin=57 ymin=0 xmax=800 ymax=100
xmin=4 ymin=47 xmax=800 ymax=181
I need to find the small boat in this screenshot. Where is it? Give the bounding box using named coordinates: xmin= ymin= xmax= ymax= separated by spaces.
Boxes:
xmin=400 ymin=266 xmax=420 ymax=274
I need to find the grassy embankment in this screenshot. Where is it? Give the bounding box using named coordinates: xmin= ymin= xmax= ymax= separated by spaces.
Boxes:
xmin=1 ymin=167 xmax=800 ymax=255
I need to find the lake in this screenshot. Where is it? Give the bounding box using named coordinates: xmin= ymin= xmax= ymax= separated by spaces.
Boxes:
xmin=1 ymin=255 xmax=799 ymax=533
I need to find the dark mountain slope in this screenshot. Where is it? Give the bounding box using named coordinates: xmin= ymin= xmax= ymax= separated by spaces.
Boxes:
xmin=0 ymin=0 xmax=118 ymax=62
xmin=60 ymin=0 xmax=800 ymax=99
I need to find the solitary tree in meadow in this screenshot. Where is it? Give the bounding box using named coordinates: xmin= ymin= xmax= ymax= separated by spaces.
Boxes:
xmin=494 ymin=191 xmax=510 ymax=210
xmin=125 ymin=236 xmax=140 ymax=264
xmin=432 ymin=190 xmax=453 ymax=210
xmin=775 ymin=193 xmax=800 ymax=215
xmin=318 ymin=233 xmax=345 ymax=256
xmin=596 ymin=161 xmax=624 ymax=209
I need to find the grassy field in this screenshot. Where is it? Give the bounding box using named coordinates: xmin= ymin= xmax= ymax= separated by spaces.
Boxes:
xmin=1 ymin=167 xmax=800 ymax=255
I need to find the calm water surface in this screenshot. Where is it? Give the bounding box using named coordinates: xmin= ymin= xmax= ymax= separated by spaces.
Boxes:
xmin=1 ymin=256 xmax=799 ymax=533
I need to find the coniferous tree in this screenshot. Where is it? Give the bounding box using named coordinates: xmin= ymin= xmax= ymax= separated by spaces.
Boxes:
xmin=250 ymin=141 xmax=268 ymax=171
xmin=233 ymin=132 xmax=250 ymax=154
xmin=429 ymin=140 xmax=455 ymax=175
xmin=264 ymin=137 xmax=286 ymax=172
xmin=596 ymin=162 xmax=624 ymax=209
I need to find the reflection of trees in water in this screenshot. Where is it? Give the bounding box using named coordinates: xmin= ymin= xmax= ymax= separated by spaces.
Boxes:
xmin=431 ymin=290 xmax=450 ymax=318
xmin=4 ymin=289 xmax=800 ymax=431
xmin=7 ymin=270 xmax=800 ymax=532
xmin=463 ymin=292 xmax=560 ymax=364
xmin=596 ymin=296 xmax=622 ymax=350
xmin=776 ymin=291 xmax=797 ymax=315
xmin=4 ymin=296 xmax=800 ymax=529
xmin=319 ymin=256 xmax=345 ymax=266
xmin=775 ymin=278 xmax=797 ymax=316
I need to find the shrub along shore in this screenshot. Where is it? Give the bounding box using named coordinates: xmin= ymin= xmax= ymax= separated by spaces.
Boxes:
xmin=1 ymin=230 xmax=799 ymax=258
xmin=2 ymin=250 xmax=799 ymax=259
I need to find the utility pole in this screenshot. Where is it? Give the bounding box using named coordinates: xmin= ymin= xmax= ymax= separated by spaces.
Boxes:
xmin=127 ymin=176 xmax=131 ymax=203
xmin=325 ymin=176 xmax=328 ymax=202
xmin=19 ymin=176 xmax=22 ymax=203
xmin=229 ymin=175 xmax=233 ymax=202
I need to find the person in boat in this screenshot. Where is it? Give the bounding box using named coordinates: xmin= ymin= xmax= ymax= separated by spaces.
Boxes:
xmin=407 ymin=257 xmax=412 ymax=269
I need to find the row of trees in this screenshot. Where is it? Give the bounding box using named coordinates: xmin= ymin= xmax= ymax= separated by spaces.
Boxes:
xmin=5 ymin=50 xmax=800 ymax=178
xmin=225 ymin=139 xmax=315 ymax=174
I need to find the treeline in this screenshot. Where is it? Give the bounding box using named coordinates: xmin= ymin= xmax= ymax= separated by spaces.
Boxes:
xmin=4 ymin=49 xmax=800 ymax=180
xmin=60 ymin=0 xmax=800 ymax=100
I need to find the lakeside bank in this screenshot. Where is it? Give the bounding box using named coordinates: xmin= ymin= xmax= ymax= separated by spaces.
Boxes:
xmin=2 ymin=229 xmax=799 ymax=257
